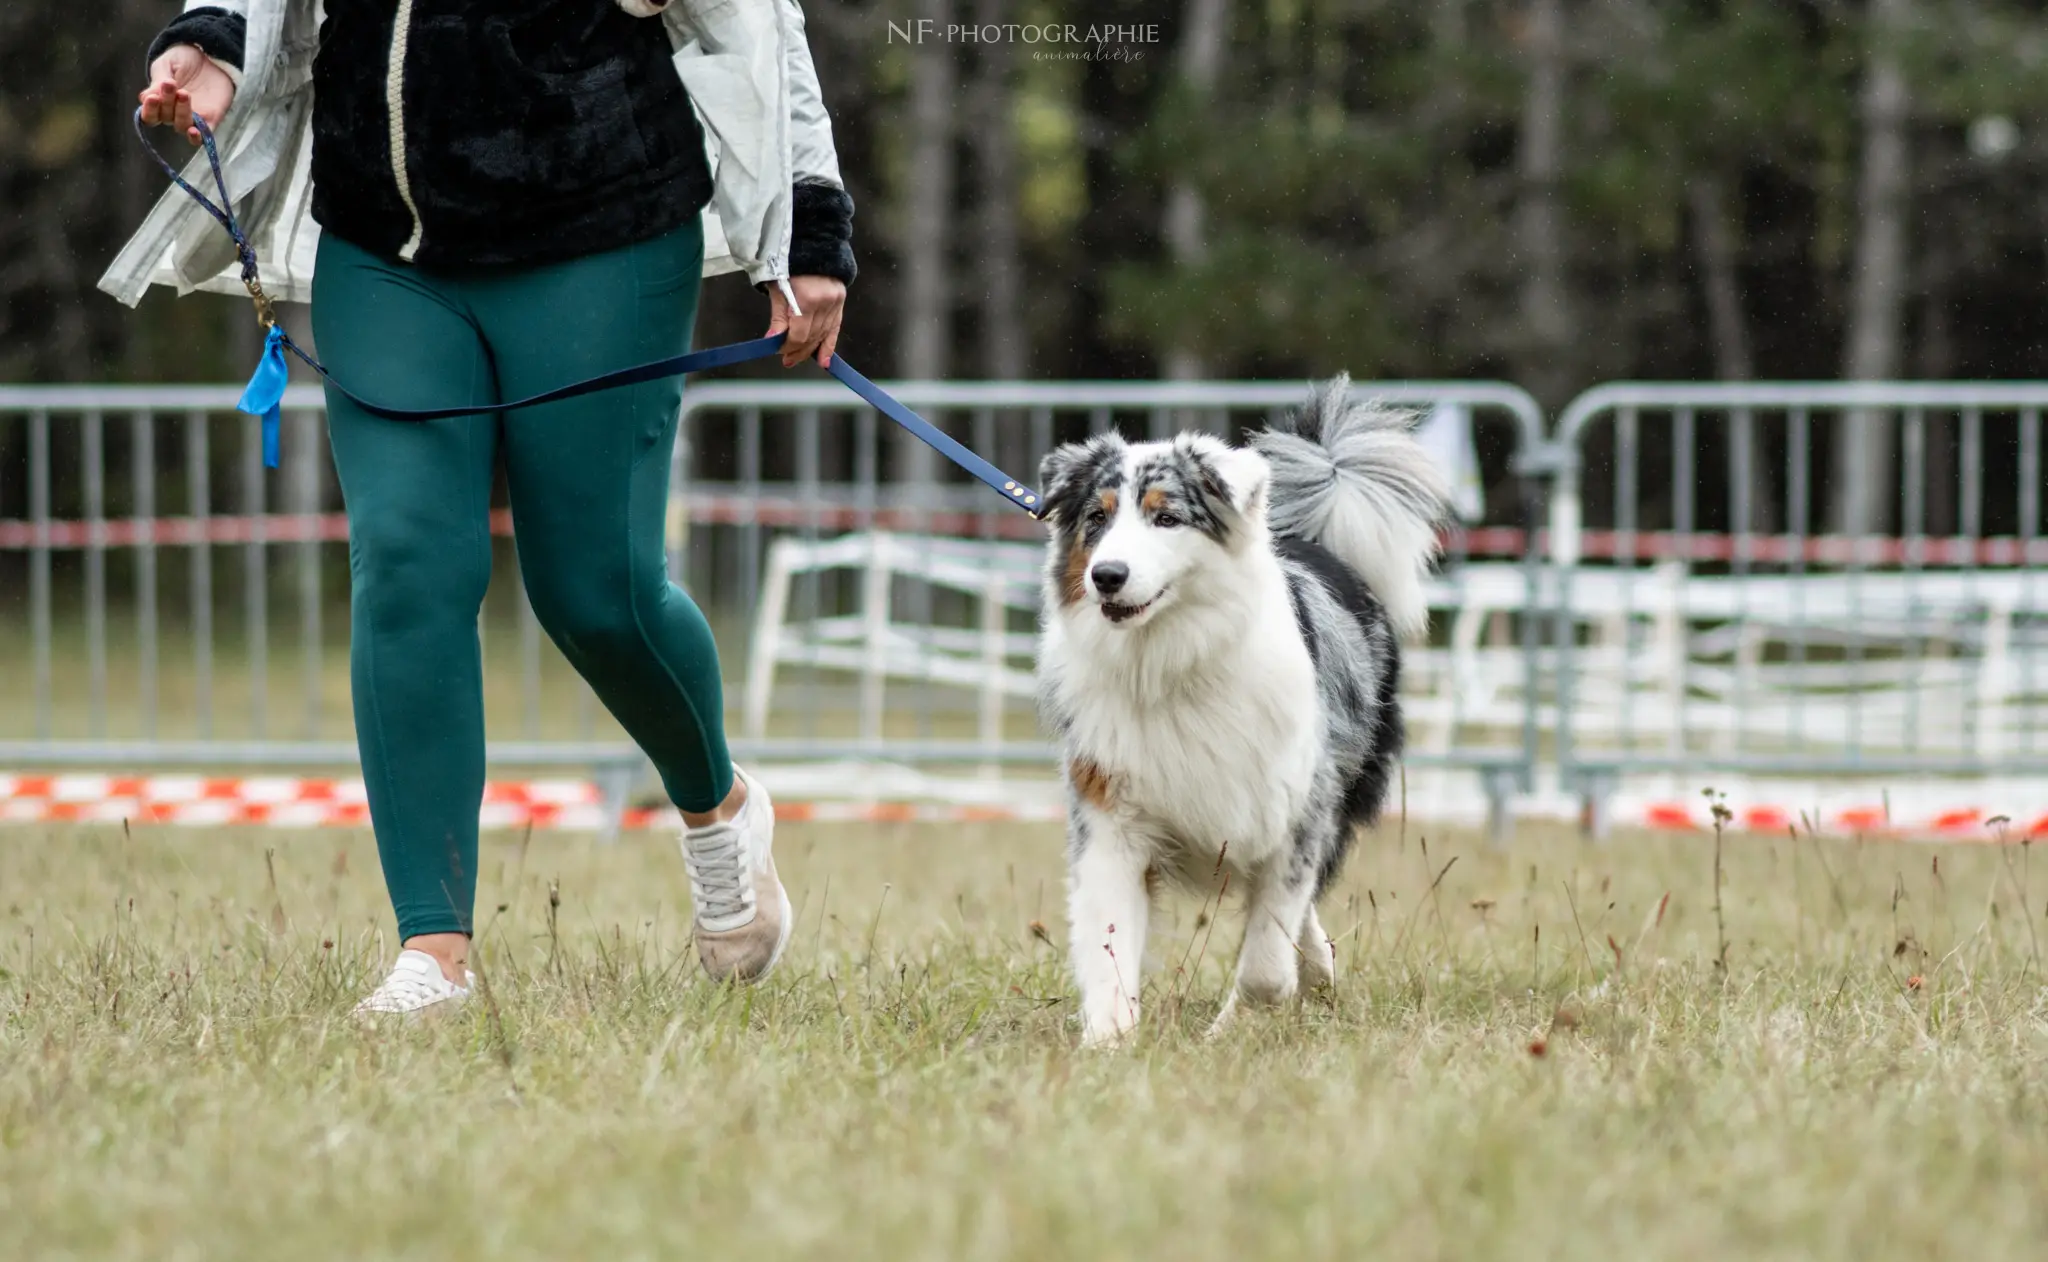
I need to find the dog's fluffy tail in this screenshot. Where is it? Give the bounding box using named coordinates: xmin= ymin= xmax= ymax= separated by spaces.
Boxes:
xmin=1249 ymin=375 xmax=1450 ymax=639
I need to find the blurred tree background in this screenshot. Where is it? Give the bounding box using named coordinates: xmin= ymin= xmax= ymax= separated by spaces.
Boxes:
xmin=5 ymin=0 xmax=2048 ymax=540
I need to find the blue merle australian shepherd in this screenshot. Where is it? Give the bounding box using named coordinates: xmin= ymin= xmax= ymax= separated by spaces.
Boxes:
xmin=1035 ymin=377 xmax=1449 ymax=1046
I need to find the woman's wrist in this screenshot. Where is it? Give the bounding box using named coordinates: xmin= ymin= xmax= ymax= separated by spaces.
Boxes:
xmin=206 ymin=53 xmax=242 ymax=90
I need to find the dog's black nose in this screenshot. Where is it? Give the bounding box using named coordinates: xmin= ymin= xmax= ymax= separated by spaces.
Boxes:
xmin=1090 ymin=561 xmax=1129 ymax=595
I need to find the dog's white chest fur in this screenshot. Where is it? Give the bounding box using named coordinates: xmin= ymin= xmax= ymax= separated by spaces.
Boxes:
xmin=1045 ymin=591 xmax=1319 ymax=867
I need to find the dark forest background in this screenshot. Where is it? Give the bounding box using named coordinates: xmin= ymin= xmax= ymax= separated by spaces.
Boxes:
xmin=4 ymin=0 xmax=2048 ymax=538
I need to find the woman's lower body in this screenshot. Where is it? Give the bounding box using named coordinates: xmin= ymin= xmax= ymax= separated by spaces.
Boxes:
xmin=311 ymin=220 xmax=789 ymax=1012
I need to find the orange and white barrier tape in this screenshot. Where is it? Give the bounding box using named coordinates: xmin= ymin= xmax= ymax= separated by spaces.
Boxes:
xmin=0 ymin=507 xmax=1532 ymax=557
xmin=1625 ymin=796 xmax=2048 ymax=839
xmin=0 ymin=773 xmax=1064 ymax=831
xmin=1 ymin=771 xmax=2042 ymax=839
xmin=14 ymin=507 xmax=2048 ymax=567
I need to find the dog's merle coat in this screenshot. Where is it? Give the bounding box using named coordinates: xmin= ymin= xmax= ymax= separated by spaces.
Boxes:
xmin=1273 ymin=534 xmax=1404 ymax=895
xmin=1036 ymin=378 xmax=1445 ymax=1046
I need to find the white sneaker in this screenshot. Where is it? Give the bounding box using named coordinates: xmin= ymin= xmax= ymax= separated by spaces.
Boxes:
xmin=352 ymin=948 xmax=473 ymax=1019
xmin=681 ymin=767 xmax=792 ymax=984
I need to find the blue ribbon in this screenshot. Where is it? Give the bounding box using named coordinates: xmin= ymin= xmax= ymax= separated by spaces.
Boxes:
xmin=237 ymin=324 xmax=291 ymax=469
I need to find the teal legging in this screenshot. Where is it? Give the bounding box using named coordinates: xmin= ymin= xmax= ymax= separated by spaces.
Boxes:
xmin=312 ymin=221 xmax=730 ymax=942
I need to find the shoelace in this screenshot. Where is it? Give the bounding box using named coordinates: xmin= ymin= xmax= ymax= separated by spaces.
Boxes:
xmin=683 ymin=826 xmax=753 ymax=923
xmin=358 ymin=966 xmax=454 ymax=1011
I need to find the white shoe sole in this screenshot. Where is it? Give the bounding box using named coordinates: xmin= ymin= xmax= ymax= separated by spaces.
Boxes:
xmin=351 ymin=993 xmax=470 ymax=1023
xmin=762 ymin=880 xmax=795 ymax=978
xmin=744 ymin=767 xmax=794 ymax=980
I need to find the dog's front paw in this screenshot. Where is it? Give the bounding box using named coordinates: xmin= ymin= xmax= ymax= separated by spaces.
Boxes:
xmin=1234 ymin=958 xmax=1300 ymax=1009
xmin=1203 ymin=990 xmax=1240 ymax=1040
xmin=1079 ymin=999 xmax=1139 ymax=1050
xmin=1079 ymin=1024 xmax=1137 ymax=1051
xmin=1298 ymin=935 xmax=1336 ymax=991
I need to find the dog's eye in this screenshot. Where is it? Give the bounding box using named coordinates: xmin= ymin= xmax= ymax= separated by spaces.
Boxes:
xmin=1085 ymin=507 xmax=1108 ymax=527
xmin=1154 ymin=511 xmax=1182 ymax=529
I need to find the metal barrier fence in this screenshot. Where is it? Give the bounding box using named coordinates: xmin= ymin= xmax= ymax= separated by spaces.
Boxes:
xmin=1548 ymin=384 xmax=2048 ymax=828
xmin=11 ymin=377 xmax=2045 ymax=833
xmin=0 ymin=378 xmax=1547 ymax=827
xmin=0 ymin=384 xmax=662 ymax=792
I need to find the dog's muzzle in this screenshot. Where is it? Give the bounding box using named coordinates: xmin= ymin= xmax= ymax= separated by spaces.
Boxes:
xmin=1099 ymin=585 xmax=1166 ymax=625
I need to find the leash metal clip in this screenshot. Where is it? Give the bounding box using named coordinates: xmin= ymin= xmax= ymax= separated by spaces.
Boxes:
xmin=243 ymin=275 xmax=278 ymax=329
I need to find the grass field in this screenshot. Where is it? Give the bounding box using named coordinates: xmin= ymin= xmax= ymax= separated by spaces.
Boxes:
xmin=7 ymin=813 xmax=2048 ymax=1260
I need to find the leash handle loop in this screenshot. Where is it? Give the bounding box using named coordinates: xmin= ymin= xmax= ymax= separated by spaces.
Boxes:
xmin=133 ymin=109 xmax=275 ymax=326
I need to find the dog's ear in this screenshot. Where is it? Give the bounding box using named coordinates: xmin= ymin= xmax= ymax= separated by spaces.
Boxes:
xmin=1038 ymin=436 xmax=1122 ymax=525
xmin=1196 ymin=445 xmax=1271 ymax=524
xmin=1037 ymin=445 xmax=1087 ymax=526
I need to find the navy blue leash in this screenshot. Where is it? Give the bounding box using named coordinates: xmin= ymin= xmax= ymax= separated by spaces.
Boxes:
xmin=135 ymin=109 xmax=1044 ymax=516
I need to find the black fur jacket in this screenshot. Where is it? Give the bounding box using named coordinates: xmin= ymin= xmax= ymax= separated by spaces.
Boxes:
xmin=150 ymin=3 xmax=857 ymax=280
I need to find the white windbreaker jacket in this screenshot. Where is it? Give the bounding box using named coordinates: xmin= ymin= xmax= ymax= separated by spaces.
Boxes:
xmin=98 ymin=0 xmax=845 ymax=311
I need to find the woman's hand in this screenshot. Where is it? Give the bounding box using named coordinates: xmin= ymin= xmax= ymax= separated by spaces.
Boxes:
xmin=766 ymin=276 xmax=847 ymax=368
xmin=138 ymin=45 xmax=237 ymax=145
